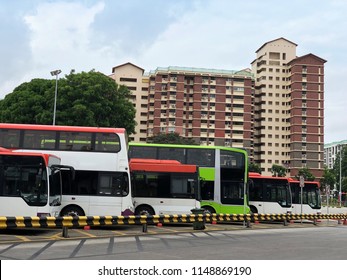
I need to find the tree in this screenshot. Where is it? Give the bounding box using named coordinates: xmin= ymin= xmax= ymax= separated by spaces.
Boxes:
xmin=249 ymin=162 xmax=262 ymax=174
xmin=0 ymin=70 xmax=136 ymax=135
xmin=270 ymin=164 xmax=286 ymax=177
xmin=320 ymin=167 xmax=335 ymax=193
xmin=333 ymin=147 xmax=347 ymax=193
xmin=295 ymin=167 xmax=315 ymax=181
xmin=147 ymin=133 xmax=196 ymax=144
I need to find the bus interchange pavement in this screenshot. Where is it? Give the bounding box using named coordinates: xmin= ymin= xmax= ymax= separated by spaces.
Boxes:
xmin=0 ymin=219 xmax=340 ymax=244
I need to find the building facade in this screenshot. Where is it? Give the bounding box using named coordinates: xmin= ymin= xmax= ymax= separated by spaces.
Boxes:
xmin=111 ymin=38 xmax=326 ymax=178
xmin=251 ymin=38 xmax=326 ymax=177
xmin=324 ymin=140 xmax=347 ymax=169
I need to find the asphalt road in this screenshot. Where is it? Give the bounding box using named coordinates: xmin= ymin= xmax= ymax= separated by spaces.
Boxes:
xmin=1 ymin=222 xmax=346 ymax=260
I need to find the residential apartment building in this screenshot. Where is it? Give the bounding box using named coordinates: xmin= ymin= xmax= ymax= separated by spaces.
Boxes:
xmin=111 ymin=37 xmax=326 ymax=178
xmin=111 ymin=64 xmax=254 ymax=157
xmin=324 ymin=140 xmax=347 ymax=169
xmin=110 ymin=62 xmax=149 ymax=143
xmin=251 ymin=38 xmax=326 ymax=178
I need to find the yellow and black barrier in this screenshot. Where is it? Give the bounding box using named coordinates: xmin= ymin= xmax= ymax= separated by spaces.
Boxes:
xmin=1 ymin=213 xmax=347 ymax=238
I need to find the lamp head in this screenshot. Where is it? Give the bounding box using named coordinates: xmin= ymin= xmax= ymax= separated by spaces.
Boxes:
xmin=50 ymin=70 xmax=62 ymax=76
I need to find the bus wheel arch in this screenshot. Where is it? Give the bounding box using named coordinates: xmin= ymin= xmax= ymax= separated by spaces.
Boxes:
xmin=250 ymin=205 xmax=258 ymax=214
xmin=135 ymin=205 xmax=155 ymax=215
xmin=60 ymin=205 xmax=85 ymax=217
xmin=201 ymin=206 xmax=215 ymax=214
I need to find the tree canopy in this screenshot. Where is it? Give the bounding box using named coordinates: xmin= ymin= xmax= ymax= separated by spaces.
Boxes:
xmin=147 ymin=133 xmax=196 ymax=145
xmin=332 ymin=147 xmax=347 ymax=193
xmin=320 ymin=167 xmax=336 ymax=193
xmin=295 ymin=167 xmax=315 ymax=181
xmin=0 ymin=70 xmax=136 ymax=135
xmin=270 ymin=164 xmax=287 ymax=177
xmin=249 ymin=162 xmax=262 ymax=174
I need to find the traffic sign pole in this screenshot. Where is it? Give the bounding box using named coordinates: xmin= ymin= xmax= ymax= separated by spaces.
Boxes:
xmin=299 ymin=176 xmax=304 ymax=223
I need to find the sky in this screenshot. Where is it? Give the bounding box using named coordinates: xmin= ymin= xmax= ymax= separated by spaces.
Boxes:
xmin=0 ymin=0 xmax=346 ymax=144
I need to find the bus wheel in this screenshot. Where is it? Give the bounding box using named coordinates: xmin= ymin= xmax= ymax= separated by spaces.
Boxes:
xmin=61 ymin=206 xmax=84 ymax=217
xmin=202 ymin=206 xmax=215 ymax=215
xmin=135 ymin=206 xmax=154 ymax=216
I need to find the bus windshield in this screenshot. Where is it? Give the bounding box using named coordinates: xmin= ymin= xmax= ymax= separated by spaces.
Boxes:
xmin=0 ymin=154 xmax=48 ymax=206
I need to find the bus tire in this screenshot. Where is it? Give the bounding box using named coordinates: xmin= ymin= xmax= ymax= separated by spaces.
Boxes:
xmin=135 ymin=206 xmax=155 ymax=216
xmin=202 ymin=206 xmax=215 ymax=215
xmin=60 ymin=206 xmax=85 ymax=217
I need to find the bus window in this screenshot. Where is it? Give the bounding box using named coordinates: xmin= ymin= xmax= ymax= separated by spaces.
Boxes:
xmin=99 ymin=172 xmax=129 ymax=196
xmin=186 ymin=149 xmax=215 ymax=167
xmin=158 ymin=147 xmax=185 ymax=163
xmin=129 ymin=146 xmax=157 ymax=159
xmin=201 ymin=180 xmax=214 ymax=200
xmin=59 ymin=132 xmax=93 ymax=151
xmin=23 ymin=130 xmax=56 ymax=150
xmin=0 ymin=129 xmax=21 ymax=148
xmin=95 ymin=133 xmax=120 ymax=152
xmin=221 ymin=181 xmax=244 ymax=205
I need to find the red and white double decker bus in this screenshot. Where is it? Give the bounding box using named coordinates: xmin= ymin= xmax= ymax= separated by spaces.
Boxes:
xmin=0 ymin=147 xmax=74 ymax=217
xmin=0 ymin=123 xmax=134 ymax=216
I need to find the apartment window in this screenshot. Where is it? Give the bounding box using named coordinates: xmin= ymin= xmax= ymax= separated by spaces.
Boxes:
xmin=269 ymin=52 xmax=280 ymax=59
xmin=120 ymin=77 xmax=137 ymax=82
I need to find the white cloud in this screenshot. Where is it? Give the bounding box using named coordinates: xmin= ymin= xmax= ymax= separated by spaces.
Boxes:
xmin=22 ymin=1 xmax=119 ymax=76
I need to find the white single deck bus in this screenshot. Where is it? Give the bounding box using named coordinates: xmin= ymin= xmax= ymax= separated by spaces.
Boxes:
xmin=248 ymin=172 xmax=292 ymax=214
xmin=0 ymin=123 xmax=134 ymax=216
xmin=130 ymin=158 xmax=201 ymax=215
xmin=0 ymin=147 xmax=74 ymax=217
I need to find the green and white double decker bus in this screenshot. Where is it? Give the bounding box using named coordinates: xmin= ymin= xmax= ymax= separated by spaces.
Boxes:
xmin=128 ymin=143 xmax=250 ymax=214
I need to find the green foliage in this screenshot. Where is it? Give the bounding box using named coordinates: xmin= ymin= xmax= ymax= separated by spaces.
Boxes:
xmin=320 ymin=167 xmax=336 ymax=193
xmin=270 ymin=164 xmax=287 ymax=177
xmin=249 ymin=162 xmax=262 ymax=174
xmin=0 ymin=70 xmax=136 ymax=135
xmin=295 ymin=167 xmax=315 ymax=181
xmin=147 ymin=133 xmax=196 ymax=145
xmin=333 ymin=147 xmax=347 ymax=193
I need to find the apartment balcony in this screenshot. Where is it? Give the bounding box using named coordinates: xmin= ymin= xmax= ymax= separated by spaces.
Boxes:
xmin=233 ymin=108 xmax=244 ymax=113
xmin=233 ymin=99 xmax=244 ymax=105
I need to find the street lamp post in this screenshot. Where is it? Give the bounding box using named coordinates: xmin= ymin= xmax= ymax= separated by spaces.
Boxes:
xmin=50 ymin=69 xmax=62 ymax=125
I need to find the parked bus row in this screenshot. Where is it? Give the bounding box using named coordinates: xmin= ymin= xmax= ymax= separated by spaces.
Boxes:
xmin=0 ymin=123 xmax=321 ymax=218
xmin=129 ymin=143 xmax=321 ymax=215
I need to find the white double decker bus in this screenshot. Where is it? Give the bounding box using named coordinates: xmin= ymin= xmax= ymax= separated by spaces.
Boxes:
xmin=0 ymin=123 xmax=134 ymax=216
